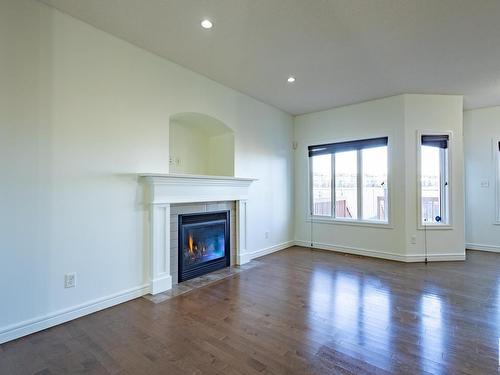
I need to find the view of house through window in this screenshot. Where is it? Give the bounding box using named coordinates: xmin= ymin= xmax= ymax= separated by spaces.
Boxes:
xmin=420 ymin=134 xmax=450 ymax=225
xmin=311 ymin=154 xmax=331 ymax=216
xmin=362 ymin=147 xmax=388 ymax=221
xmin=309 ymin=137 xmax=388 ymax=223
xmin=335 ymin=150 xmax=358 ymax=219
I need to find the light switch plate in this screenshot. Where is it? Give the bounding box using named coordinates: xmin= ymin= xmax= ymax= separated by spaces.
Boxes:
xmin=64 ymin=273 xmax=76 ymax=288
xmin=480 ymin=181 xmax=490 ymax=188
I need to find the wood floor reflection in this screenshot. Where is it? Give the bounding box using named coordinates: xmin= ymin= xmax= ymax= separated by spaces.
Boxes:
xmin=1 ymin=247 xmax=499 ymax=374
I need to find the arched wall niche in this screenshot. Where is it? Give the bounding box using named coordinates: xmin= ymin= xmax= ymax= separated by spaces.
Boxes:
xmin=169 ymin=112 xmax=235 ymax=177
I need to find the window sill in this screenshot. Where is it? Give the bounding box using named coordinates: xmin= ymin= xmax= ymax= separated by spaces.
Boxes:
xmin=307 ymin=216 xmax=393 ymax=229
xmin=417 ymin=224 xmax=454 ymax=230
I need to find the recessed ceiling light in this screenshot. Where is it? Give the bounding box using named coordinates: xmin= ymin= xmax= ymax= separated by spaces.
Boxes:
xmin=287 ymin=76 xmax=296 ymax=83
xmin=201 ymin=19 xmax=213 ymax=29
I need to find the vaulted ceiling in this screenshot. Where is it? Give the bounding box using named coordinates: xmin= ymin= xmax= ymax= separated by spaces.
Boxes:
xmin=41 ymin=0 xmax=500 ymax=115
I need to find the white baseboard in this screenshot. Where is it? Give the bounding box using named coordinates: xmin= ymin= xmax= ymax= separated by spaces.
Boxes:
xmin=404 ymin=253 xmax=466 ymax=262
xmin=236 ymin=253 xmax=251 ymax=265
xmin=150 ymin=274 xmax=172 ymax=295
xmin=294 ymin=240 xmax=407 ymax=261
xmin=294 ymin=240 xmax=465 ymax=262
xmin=0 ymin=284 xmax=150 ymax=345
xmin=242 ymin=240 xmax=295 ymax=262
xmin=466 ymin=243 xmax=500 ymax=253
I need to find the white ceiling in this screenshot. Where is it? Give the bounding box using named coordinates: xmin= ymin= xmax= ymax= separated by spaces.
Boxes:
xmin=41 ymin=0 xmax=500 ymax=115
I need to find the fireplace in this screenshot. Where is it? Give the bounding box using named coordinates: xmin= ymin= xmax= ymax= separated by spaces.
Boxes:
xmin=178 ymin=210 xmax=230 ymax=282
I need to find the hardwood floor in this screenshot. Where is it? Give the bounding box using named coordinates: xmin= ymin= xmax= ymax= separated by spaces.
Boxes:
xmin=1 ymin=246 xmax=500 ymax=374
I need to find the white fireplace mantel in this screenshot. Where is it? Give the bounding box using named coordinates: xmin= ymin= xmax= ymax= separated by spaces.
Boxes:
xmin=140 ymin=173 xmax=256 ymax=294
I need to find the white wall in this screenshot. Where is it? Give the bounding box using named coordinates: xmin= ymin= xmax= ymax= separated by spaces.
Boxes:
xmin=294 ymin=94 xmax=465 ymax=261
xmin=169 ymin=120 xmax=210 ymax=175
xmin=207 ymin=133 xmax=235 ymax=176
xmin=0 ymin=0 xmax=294 ymax=342
xmin=464 ymin=106 xmax=500 ymax=252
xmin=169 ymin=119 xmax=235 ymax=176
xmin=294 ymin=96 xmax=407 ymax=259
xmin=404 ymin=95 xmax=465 ymax=259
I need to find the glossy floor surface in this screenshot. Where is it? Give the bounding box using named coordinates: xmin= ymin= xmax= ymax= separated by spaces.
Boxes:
xmin=1 ymin=247 xmax=499 ymax=374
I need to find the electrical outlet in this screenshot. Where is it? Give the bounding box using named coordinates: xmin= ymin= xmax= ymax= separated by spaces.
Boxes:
xmin=175 ymin=157 xmax=181 ymax=166
xmin=169 ymin=156 xmax=174 ymax=165
xmin=265 ymin=231 xmax=270 ymax=239
xmin=410 ymin=235 xmax=417 ymax=245
xmin=480 ymin=180 xmax=490 ymax=188
xmin=64 ymin=273 xmax=76 ymax=288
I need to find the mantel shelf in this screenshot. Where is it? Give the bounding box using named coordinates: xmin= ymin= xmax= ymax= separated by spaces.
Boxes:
xmin=140 ymin=173 xmax=257 ymax=183
xmin=140 ymin=173 xmax=257 ymax=205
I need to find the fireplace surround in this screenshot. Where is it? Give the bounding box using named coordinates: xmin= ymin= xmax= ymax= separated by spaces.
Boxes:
xmin=140 ymin=173 xmax=256 ymax=294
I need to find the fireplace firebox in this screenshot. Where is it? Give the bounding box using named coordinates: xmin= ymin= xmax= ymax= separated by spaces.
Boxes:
xmin=178 ymin=210 xmax=230 ymax=282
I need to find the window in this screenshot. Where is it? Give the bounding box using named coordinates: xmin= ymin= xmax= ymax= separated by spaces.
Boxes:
xmin=311 ymin=154 xmax=332 ymax=216
xmin=419 ymin=134 xmax=450 ymax=225
xmin=362 ymin=146 xmax=388 ymax=221
xmin=335 ymin=150 xmax=358 ymax=219
xmin=309 ymin=137 xmax=389 ymax=223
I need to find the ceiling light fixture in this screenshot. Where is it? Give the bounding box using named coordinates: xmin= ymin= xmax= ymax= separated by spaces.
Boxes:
xmin=287 ymin=76 xmax=296 ymax=83
xmin=201 ymin=19 xmax=213 ymax=29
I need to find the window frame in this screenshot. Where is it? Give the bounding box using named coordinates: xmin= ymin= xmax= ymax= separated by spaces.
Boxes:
xmin=417 ymin=130 xmax=453 ymax=230
xmin=495 ymin=140 xmax=500 ymax=225
xmin=309 ymin=153 xmax=333 ymax=218
xmin=308 ymin=137 xmax=392 ymax=228
xmin=334 ymin=149 xmax=359 ymax=220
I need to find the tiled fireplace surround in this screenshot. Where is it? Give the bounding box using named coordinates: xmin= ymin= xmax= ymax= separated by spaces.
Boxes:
xmin=141 ymin=174 xmax=255 ymax=294
xmin=170 ymin=201 xmax=236 ymax=285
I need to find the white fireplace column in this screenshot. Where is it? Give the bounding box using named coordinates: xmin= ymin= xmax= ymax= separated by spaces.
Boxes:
xmin=236 ymin=199 xmax=248 ymax=265
xmin=150 ymin=203 xmax=172 ymax=294
xmin=141 ymin=174 xmax=256 ymax=295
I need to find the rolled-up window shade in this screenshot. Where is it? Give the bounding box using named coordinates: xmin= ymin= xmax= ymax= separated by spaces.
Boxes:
xmin=308 ymin=137 xmax=388 ymax=157
xmin=421 ymin=134 xmax=449 ymax=149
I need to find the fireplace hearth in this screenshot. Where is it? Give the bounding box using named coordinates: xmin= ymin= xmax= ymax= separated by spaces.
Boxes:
xmin=178 ymin=210 xmax=230 ymax=282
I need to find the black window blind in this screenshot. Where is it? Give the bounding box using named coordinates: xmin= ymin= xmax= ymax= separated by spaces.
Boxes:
xmin=421 ymin=134 xmax=449 ymax=149
xmin=308 ymin=137 xmax=388 ymax=157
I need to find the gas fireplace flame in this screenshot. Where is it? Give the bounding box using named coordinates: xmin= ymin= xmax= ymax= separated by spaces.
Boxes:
xmin=188 ymin=234 xmax=194 ymax=254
